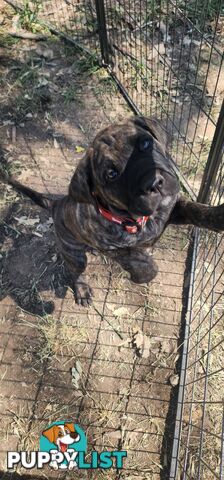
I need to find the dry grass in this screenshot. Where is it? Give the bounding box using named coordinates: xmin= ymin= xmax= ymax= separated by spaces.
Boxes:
xmin=19 ymin=314 xmax=89 ymax=362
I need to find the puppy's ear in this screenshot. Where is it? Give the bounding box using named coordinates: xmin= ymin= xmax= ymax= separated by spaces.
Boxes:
xmin=133 ymin=116 xmax=168 ymax=150
xmin=42 ymin=426 xmax=57 ymax=445
xmin=69 ymin=148 xmax=94 ymax=203
xmin=64 ymin=422 xmax=75 ymax=433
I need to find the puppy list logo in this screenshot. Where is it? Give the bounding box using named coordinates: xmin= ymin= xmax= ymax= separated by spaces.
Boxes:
xmin=7 ymin=421 xmax=127 ymax=470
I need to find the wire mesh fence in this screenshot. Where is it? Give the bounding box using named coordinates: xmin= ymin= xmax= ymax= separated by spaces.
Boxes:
xmin=170 ymin=154 xmax=224 ymax=479
xmin=101 ymin=0 xmax=224 ymax=199
xmin=2 ymin=0 xmax=224 ymax=479
xmin=9 ymin=0 xmax=223 ymax=198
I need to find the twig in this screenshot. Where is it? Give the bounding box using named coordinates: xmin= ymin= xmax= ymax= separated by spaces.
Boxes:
xmin=7 ymin=30 xmax=48 ymax=41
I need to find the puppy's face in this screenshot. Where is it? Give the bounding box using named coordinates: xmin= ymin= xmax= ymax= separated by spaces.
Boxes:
xmin=42 ymin=423 xmax=80 ymax=452
xmin=70 ymin=116 xmax=179 ymax=218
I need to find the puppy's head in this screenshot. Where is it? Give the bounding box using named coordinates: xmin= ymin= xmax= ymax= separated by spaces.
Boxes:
xmin=42 ymin=423 xmax=80 ymax=452
xmin=69 ymin=116 xmax=179 ymax=218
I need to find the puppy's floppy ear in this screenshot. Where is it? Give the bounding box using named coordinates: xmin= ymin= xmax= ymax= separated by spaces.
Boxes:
xmin=133 ymin=116 xmax=168 ymax=150
xmin=64 ymin=422 xmax=75 ymax=433
xmin=69 ymin=147 xmax=94 ymax=203
xmin=42 ymin=426 xmax=57 ymax=445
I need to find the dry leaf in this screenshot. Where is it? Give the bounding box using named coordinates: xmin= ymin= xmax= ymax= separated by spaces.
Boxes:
xmin=132 ymin=328 xmax=152 ymax=358
xmin=36 ymin=217 xmax=53 ymax=233
xmin=169 ymin=374 xmax=179 ymax=387
xmin=14 ymin=215 xmax=40 ymax=226
xmin=37 ymin=78 xmax=49 ymax=88
xmin=106 ymin=303 xmax=115 ymax=312
xmin=113 ymin=306 xmax=130 ymax=317
xmin=75 ymin=145 xmax=85 ymax=153
xmin=53 ymin=138 xmax=59 ymax=149
xmin=71 ymin=360 xmax=82 ymax=389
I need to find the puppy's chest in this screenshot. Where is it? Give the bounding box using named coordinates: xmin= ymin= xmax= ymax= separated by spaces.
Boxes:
xmin=76 ymin=206 xmax=160 ymax=250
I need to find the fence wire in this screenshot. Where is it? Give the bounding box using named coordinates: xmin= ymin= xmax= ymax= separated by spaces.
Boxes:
xmin=170 ymin=155 xmax=224 ymax=480
xmin=13 ymin=0 xmax=223 ymax=198
xmin=101 ymin=0 xmax=224 ymax=198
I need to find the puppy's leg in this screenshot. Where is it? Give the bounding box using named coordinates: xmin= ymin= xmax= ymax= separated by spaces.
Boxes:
xmin=55 ymin=230 xmax=92 ymax=306
xmin=53 ymin=203 xmax=93 ymax=306
xmin=112 ymin=248 xmax=158 ymax=284
xmin=61 ymin=245 xmax=93 ymax=307
xmin=169 ymin=196 xmax=224 ymax=231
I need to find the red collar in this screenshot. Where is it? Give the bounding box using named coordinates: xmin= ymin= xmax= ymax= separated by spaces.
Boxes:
xmin=93 ymin=194 xmax=149 ymax=234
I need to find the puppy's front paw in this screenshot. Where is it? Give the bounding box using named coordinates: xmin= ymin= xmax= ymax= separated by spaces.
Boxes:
xmin=74 ymin=281 xmax=93 ymax=307
xmin=215 ymin=203 xmax=224 ymax=230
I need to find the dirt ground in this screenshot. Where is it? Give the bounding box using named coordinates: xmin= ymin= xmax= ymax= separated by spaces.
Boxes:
xmin=0 ymin=3 xmax=193 ymax=479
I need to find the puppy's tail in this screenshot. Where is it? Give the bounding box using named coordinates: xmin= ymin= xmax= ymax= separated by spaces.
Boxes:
xmin=0 ymin=169 xmax=53 ymax=210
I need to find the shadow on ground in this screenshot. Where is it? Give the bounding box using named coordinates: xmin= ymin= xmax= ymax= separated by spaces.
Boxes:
xmin=0 ymin=201 xmax=79 ymax=315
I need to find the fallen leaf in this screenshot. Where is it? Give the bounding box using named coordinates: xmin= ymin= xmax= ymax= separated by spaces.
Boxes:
xmin=75 ymin=360 xmax=82 ymax=374
xmin=53 ymin=138 xmax=59 ymax=149
xmin=169 ymin=374 xmax=179 ymax=387
xmin=95 ymin=68 xmax=110 ymax=79
xmin=71 ymin=360 xmax=82 ymax=389
xmin=36 ymin=217 xmax=53 ymax=233
xmin=75 ymin=145 xmax=85 ymax=153
xmin=106 ymin=303 xmax=115 ymax=312
xmin=132 ymin=328 xmax=152 ymax=358
xmin=37 ymin=78 xmax=49 ymax=88
xmin=14 ymin=215 xmax=40 ymax=226
xmin=113 ymin=306 xmax=130 ymax=317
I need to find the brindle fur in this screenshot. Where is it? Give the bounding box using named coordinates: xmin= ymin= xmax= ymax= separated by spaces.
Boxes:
xmin=2 ymin=116 xmax=224 ymax=306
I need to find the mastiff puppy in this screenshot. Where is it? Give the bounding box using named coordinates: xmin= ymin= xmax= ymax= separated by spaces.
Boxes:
xmin=2 ymin=116 xmax=224 ymax=306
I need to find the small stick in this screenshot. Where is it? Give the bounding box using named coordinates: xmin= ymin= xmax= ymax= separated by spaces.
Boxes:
xmin=7 ymin=30 xmax=48 ymax=41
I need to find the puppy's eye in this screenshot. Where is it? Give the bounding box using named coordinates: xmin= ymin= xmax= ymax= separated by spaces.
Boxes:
xmin=106 ymin=168 xmax=119 ymax=180
xmin=58 ymin=432 xmax=63 ymax=437
xmin=139 ymin=138 xmax=153 ymax=152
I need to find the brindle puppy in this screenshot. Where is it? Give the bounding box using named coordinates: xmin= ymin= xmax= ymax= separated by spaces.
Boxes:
xmin=2 ymin=116 xmax=224 ymax=306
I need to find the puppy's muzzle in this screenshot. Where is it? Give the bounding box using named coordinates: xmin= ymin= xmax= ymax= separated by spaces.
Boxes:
xmin=140 ymin=173 xmax=164 ymax=195
xmin=70 ymin=432 xmax=79 ymax=440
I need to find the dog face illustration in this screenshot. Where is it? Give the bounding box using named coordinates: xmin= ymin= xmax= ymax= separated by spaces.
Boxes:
xmin=42 ymin=423 xmax=80 ymax=453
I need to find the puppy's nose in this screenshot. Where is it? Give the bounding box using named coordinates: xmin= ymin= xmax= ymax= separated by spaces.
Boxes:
xmin=70 ymin=432 xmax=79 ymax=440
xmin=143 ymin=174 xmax=164 ymax=193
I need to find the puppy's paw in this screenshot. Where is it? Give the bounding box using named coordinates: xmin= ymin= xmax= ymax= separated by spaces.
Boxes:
xmin=214 ymin=203 xmax=224 ymax=230
xmin=74 ymin=282 xmax=93 ymax=307
xmin=130 ymin=263 xmax=158 ymax=284
xmin=131 ymin=270 xmax=158 ymax=284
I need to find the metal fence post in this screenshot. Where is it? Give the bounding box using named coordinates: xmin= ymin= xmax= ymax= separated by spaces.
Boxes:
xmin=198 ymin=100 xmax=224 ymax=203
xmin=94 ymin=0 xmax=111 ymax=66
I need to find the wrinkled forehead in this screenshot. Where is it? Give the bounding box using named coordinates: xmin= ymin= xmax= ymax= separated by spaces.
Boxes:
xmin=92 ymin=121 xmax=143 ymax=164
